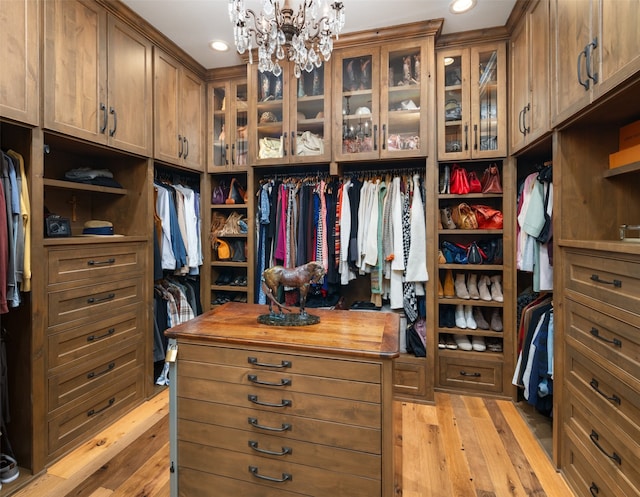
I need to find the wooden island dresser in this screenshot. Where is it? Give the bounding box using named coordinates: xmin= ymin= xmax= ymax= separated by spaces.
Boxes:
xmin=165 ymin=302 xmax=400 ymax=497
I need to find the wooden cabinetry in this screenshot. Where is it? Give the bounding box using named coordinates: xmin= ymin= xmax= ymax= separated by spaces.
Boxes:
xmin=154 ymin=48 xmax=206 ymax=171
xmin=0 ymin=0 xmax=40 ymax=125
xmin=437 ymin=43 xmax=507 ymax=160
xmin=551 ymin=0 xmax=640 ymax=126
xmin=166 ymin=303 xmax=398 ymax=497
xmin=210 ymin=67 xmax=249 ymax=171
xmin=249 ymin=60 xmax=333 ymax=165
xmin=43 ymin=0 xmax=153 ymax=156
xmin=510 ymin=0 xmax=550 ymax=153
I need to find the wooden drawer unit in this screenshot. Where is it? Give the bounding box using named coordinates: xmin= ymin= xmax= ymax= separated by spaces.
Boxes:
xmin=564 ymin=248 xmax=640 ymax=313
xmin=47 ymin=276 xmax=144 ymax=328
xmin=438 ymin=354 xmax=503 ymax=394
xmin=393 ymin=356 xmax=428 ymax=399
xmin=167 ymin=303 xmax=398 ymax=497
xmin=47 ymin=243 xmax=145 ymax=285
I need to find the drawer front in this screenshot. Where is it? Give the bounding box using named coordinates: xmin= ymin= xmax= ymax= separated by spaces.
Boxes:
xmin=48 ymin=341 xmax=143 ymax=412
xmin=178 ymin=397 xmax=381 ymax=454
xmin=179 ymin=419 xmax=380 ymax=479
xmin=438 ymin=355 xmax=503 ymax=393
xmin=47 ymin=306 xmax=142 ymax=370
xmin=178 ymin=359 xmax=380 ymax=403
xmin=48 ymin=277 xmax=144 ymax=327
xmin=47 ymin=243 xmax=145 ymax=285
xmin=565 ymin=297 xmax=640 ymax=380
xmin=563 ymin=425 xmax=640 ymax=497
xmin=564 ymin=390 xmax=640 ymax=491
xmin=178 ymin=440 xmax=381 ymax=497
xmin=48 ymin=367 xmax=144 ymax=458
xmin=178 ymin=376 xmax=381 ymax=428
xmin=178 ymin=342 xmax=381 ymax=384
xmin=564 ymin=249 xmax=640 ymax=313
xmin=393 ymin=358 xmax=427 ymax=398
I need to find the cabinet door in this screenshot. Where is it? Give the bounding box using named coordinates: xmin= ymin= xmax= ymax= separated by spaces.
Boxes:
xmin=381 ymin=41 xmax=428 ymax=159
xmin=332 ymin=46 xmax=381 ymax=162
xmin=210 ymin=82 xmax=230 ymax=169
xmin=510 ymin=19 xmax=529 ymax=153
xmin=180 ymin=66 xmax=206 ymax=171
xmin=44 ymin=0 xmax=107 ymax=142
xmin=231 ymin=81 xmax=249 ymax=169
xmin=154 ymin=49 xmax=181 ymax=164
xmin=437 ymin=48 xmax=470 ymax=161
xmin=251 ymin=66 xmax=288 ymax=165
xmin=0 ymin=0 xmax=40 ymax=125
xmin=106 ymin=16 xmax=152 ymax=156
xmin=470 ymin=43 xmax=506 ymax=158
xmin=526 ymin=0 xmax=550 ymax=144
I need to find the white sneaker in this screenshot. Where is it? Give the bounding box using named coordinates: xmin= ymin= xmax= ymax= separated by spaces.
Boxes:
xmin=455 ymin=304 xmax=467 ymax=328
xmin=464 ymin=305 xmax=477 ymax=330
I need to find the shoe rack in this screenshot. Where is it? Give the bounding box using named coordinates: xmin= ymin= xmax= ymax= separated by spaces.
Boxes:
xmin=435 ymin=159 xmax=515 ymax=397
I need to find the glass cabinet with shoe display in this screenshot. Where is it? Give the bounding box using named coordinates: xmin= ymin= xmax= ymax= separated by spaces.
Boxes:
xmin=437 ymin=43 xmax=507 ymax=160
xmin=435 ymin=160 xmax=515 ymax=397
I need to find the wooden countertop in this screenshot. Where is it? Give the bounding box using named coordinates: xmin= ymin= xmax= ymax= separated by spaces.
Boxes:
xmin=165 ymin=302 xmax=400 ymax=360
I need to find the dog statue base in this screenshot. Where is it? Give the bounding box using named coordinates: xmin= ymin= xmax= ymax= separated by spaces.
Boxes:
xmin=257 ymin=312 xmax=320 ymax=326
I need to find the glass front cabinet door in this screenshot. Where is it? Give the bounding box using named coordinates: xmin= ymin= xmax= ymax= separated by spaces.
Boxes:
xmin=437 ymin=43 xmax=506 ymax=160
xmin=210 ymin=77 xmax=248 ymax=170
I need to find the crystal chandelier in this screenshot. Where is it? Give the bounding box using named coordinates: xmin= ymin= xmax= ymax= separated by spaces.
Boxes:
xmin=228 ymin=0 xmax=345 ymax=78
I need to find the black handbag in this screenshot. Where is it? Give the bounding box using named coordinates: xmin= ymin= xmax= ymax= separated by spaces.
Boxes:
xmin=466 ymin=241 xmax=485 ymax=265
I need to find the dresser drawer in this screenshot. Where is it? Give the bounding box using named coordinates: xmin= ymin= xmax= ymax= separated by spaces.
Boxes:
xmin=563 ymin=425 xmax=640 ymax=497
xmin=565 ymin=297 xmax=640 ymax=380
xmin=178 ymin=343 xmax=381 ymax=384
xmin=179 ymin=397 xmax=381 ymax=454
xmin=178 ymin=440 xmax=381 ymax=497
xmin=178 ymin=376 xmax=381 ymax=428
xmin=47 ymin=243 xmax=145 ymax=285
xmin=438 ymin=355 xmax=503 ymax=393
xmin=48 ymin=340 xmax=143 ymax=412
xmin=179 ymin=419 xmax=380 ymax=479
xmin=178 ymin=468 xmax=307 ymax=497
xmin=393 ymin=356 xmax=427 ymax=399
xmin=48 ymin=367 xmax=144 ymax=458
xmin=564 ymin=249 xmax=640 ymax=314
xmin=178 ymin=358 xmax=380 ymax=403
xmin=47 ymin=277 xmax=144 ymax=327
xmin=564 ymin=390 xmax=640 ymax=492
xmin=47 ymin=305 xmax=142 ymax=370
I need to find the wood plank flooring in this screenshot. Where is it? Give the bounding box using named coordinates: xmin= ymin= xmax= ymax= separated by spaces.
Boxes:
xmin=6 ymin=390 xmax=574 ymax=497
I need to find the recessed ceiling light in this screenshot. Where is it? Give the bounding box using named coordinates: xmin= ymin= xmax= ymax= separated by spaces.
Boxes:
xmin=210 ymin=40 xmax=229 ymax=52
xmin=449 ymin=0 xmax=477 ymax=14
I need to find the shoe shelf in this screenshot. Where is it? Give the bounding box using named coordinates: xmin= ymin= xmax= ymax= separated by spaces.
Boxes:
xmin=439 ymin=263 xmax=503 ymax=270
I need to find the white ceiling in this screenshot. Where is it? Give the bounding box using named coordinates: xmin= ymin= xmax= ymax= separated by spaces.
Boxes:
xmin=121 ymin=0 xmax=517 ymax=70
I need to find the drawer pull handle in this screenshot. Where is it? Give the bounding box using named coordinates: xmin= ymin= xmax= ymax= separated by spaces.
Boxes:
xmin=248 ymin=440 xmax=292 ymax=456
xmin=589 ymin=379 xmax=621 ymax=405
xmin=249 ymin=466 xmax=292 ymax=483
xmin=87 ymin=258 xmax=116 ymax=266
xmin=590 ymin=327 xmax=622 ymax=347
xmin=460 ymin=370 xmax=481 ymax=377
xmin=87 ymin=362 xmax=115 ymax=379
xmin=248 ymin=357 xmax=292 ymax=369
xmin=590 ymin=274 xmax=622 ymax=288
xmin=590 ymin=483 xmax=599 ymax=496
xmin=87 ymin=328 xmax=115 ymax=342
xmin=87 ymin=397 xmax=115 ymax=417
xmin=248 ymin=374 xmax=291 ymax=387
xmin=87 ymin=293 xmax=115 ymax=304
xmin=589 ymin=430 xmax=621 ymax=465
xmin=248 ymin=394 xmax=291 ymax=408
xmin=248 ymin=417 xmax=291 ymax=432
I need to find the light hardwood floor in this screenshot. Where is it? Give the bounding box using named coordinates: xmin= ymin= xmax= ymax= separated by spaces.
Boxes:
xmin=6 ymin=389 xmax=574 ymax=497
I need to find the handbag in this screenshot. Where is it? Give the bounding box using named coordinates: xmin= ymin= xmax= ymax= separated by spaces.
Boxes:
xmin=214 ymin=239 xmax=231 ymax=260
xmin=296 ymin=131 xmax=324 ymax=156
xmin=442 ymin=240 xmax=468 ymax=264
xmin=211 ymin=181 xmax=229 ymax=204
xmin=449 ymin=164 xmax=470 ymax=194
xmin=225 ymin=178 xmax=247 ymax=204
xmin=451 ymin=202 xmax=478 ymax=229
xmin=466 ymin=241 xmax=486 ymax=265
xmin=471 ymin=204 xmax=503 ymax=229
xmin=481 ymin=164 xmax=503 ymax=193
xmin=259 ymin=136 xmax=283 ymax=159
xmin=468 ymin=171 xmax=482 ymax=193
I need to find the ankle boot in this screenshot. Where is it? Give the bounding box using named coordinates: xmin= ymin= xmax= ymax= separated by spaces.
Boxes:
xmin=444 ymin=270 xmax=455 ymax=298
xmin=467 ymin=273 xmax=480 ymax=299
xmin=464 ymin=305 xmax=477 ymax=329
xmin=471 ymin=336 xmax=486 ymax=352
xmin=438 ymin=276 xmax=444 ymax=297
xmin=478 ymin=275 xmax=492 ymax=301
xmin=490 ymin=308 xmax=503 ymax=332
xmin=473 ymin=307 xmax=490 ymax=329
xmin=490 ymin=275 xmax=503 ymax=302
xmin=453 ymin=333 xmax=472 ymax=351
xmin=454 ymin=272 xmax=470 ymax=299
xmin=454 ymin=304 xmax=467 ymax=329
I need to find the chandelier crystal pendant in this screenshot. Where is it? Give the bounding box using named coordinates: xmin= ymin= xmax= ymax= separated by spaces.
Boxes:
xmin=228 ymin=0 xmax=345 ymax=78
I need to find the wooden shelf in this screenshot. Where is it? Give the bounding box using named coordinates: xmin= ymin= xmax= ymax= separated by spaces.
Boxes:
xmin=439 ymin=264 xmax=503 ymax=270
xmin=43 ymin=178 xmax=128 ymax=195
xmin=602 ymin=160 xmax=640 ymax=178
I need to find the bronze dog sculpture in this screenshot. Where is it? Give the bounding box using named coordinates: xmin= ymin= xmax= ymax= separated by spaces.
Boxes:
xmin=261 ymin=261 xmax=326 ymax=317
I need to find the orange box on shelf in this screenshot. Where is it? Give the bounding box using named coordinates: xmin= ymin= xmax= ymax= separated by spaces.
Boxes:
xmin=619 ymin=119 xmax=640 ymax=150
xmin=609 ymin=142 xmax=640 ymax=169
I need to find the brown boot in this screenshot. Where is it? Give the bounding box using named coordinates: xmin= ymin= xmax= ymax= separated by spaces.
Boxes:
xmin=444 ymin=269 xmax=455 ymax=298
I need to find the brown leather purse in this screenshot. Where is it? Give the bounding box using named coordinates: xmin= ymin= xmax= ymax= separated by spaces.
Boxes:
xmin=481 ymin=164 xmax=503 ymax=193
xmin=451 ymin=203 xmax=478 ymax=229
